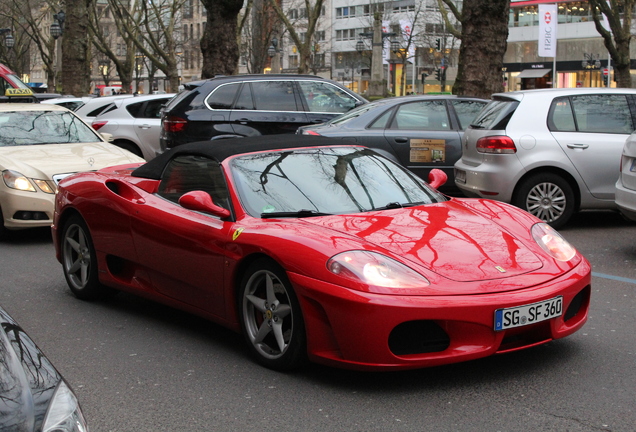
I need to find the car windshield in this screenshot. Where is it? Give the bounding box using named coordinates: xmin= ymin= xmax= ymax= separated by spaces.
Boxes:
xmin=230 ymin=147 xmax=446 ymax=217
xmin=0 ymin=110 xmax=101 ymax=146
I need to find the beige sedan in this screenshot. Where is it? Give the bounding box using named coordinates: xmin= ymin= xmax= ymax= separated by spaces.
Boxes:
xmin=0 ymin=102 xmax=145 ymax=238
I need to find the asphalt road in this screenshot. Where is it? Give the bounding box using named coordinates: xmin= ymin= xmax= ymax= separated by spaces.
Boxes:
xmin=1 ymin=210 xmax=634 ymax=432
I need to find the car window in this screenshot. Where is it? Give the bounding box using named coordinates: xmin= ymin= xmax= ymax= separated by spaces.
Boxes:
xmin=157 ymin=155 xmax=230 ymax=211
xmin=368 ymin=108 xmax=394 ymax=129
xmin=0 ymin=110 xmax=101 ymax=145
xmin=234 ymin=83 xmax=255 ymax=110
xmin=547 ymin=97 xmax=576 ymax=132
xmin=470 ymin=98 xmax=519 ymax=130
xmin=230 ymin=147 xmax=445 ymax=217
xmin=143 ymin=99 xmax=168 ymax=118
xmin=87 ymin=103 xmax=113 ymax=117
xmin=297 ymin=81 xmax=358 ymax=113
xmin=329 ymin=101 xmax=384 ymax=125
xmin=207 ymin=83 xmax=240 ymax=110
xmin=251 ymin=81 xmax=298 ymax=111
xmin=127 ymin=102 xmax=144 ymax=118
xmin=390 ymin=100 xmax=450 ymax=130
xmin=570 ymin=94 xmax=633 ymax=134
xmin=451 ymin=100 xmax=488 ymax=130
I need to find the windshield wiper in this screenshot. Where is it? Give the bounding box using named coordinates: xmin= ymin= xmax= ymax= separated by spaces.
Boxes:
xmin=261 ymin=209 xmax=333 ymax=219
xmin=469 ymin=123 xmax=485 ymax=129
xmin=370 ymin=202 xmax=426 ymax=211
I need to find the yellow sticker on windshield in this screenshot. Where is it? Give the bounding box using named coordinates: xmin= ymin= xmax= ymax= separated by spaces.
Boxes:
xmin=232 ymin=227 xmax=244 ymax=241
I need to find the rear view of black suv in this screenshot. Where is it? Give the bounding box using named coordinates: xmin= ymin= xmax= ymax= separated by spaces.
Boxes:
xmin=159 ymin=74 xmax=366 ymax=152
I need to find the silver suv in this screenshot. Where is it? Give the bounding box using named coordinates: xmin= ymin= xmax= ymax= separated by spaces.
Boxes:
xmin=454 ymin=88 xmax=636 ymax=228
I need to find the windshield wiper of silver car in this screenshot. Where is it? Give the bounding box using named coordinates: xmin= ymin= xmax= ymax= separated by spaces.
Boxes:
xmin=261 ymin=209 xmax=333 ymax=219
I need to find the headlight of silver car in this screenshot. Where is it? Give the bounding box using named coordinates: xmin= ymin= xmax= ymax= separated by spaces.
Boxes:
xmin=531 ymin=223 xmax=576 ymax=262
xmin=41 ymin=380 xmax=89 ymax=432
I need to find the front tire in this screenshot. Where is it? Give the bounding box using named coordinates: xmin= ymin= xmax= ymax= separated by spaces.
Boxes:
xmin=238 ymin=258 xmax=306 ymax=371
xmin=61 ymin=215 xmax=112 ymax=300
xmin=512 ymin=173 xmax=575 ymax=229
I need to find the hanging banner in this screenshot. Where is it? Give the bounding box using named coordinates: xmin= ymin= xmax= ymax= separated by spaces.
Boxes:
xmin=399 ymin=20 xmax=415 ymax=62
xmin=538 ymin=4 xmax=558 ymax=57
xmin=382 ymin=21 xmax=390 ymax=65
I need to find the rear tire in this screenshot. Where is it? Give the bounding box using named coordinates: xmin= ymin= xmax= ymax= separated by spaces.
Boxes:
xmin=61 ymin=215 xmax=113 ymax=300
xmin=512 ymin=173 xmax=575 ymax=229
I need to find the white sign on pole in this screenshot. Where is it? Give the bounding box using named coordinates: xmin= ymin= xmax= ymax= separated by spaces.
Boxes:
xmin=538 ymin=4 xmax=558 ymax=57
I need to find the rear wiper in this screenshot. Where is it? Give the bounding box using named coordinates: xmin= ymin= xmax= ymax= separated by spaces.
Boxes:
xmin=370 ymin=202 xmax=425 ymax=211
xmin=469 ymin=123 xmax=485 ymax=129
xmin=261 ymin=209 xmax=333 ymax=219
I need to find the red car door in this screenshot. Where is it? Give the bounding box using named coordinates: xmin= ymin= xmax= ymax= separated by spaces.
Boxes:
xmin=130 ymin=155 xmax=233 ymax=319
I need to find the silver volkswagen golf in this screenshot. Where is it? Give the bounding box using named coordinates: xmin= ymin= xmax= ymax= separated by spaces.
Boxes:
xmin=454 ymin=88 xmax=636 ymax=228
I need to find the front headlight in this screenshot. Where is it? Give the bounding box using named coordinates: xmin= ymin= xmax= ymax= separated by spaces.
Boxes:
xmin=531 ymin=223 xmax=576 ymax=262
xmin=42 ymin=380 xmax=89 ymax=432
xmin=327 ymin=250 xmax=430 ymax=292
xmin=3 ymin=170 xmax=36 ymax=192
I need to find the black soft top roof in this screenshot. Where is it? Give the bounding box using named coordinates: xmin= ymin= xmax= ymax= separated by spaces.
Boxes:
xmin=132 ymin=134 xmax=361 ymax=180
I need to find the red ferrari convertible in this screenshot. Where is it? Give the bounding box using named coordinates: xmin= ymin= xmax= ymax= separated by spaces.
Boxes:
xmin=52 ymin=135 xmax=591 ymax=371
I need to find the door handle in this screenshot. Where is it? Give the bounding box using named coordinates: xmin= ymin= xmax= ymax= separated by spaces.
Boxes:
xmin=311 ymin=119 xmax=328 ymax=124
xmin=394 ymin=137 xmax=409 ymax=143
xmin=138 ymin=124 xmax=151 ymax=129
xmin=567 ymin=143 xmax=589 ymax=150
xmin=236 ymin=118 xmax=251 ymax=122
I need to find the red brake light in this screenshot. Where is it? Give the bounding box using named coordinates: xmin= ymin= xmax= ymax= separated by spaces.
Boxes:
xmin=163 ymin=116 xmax=188 ymax=133
xmin=302 ymin=130 xmax=321 ymax=136
xmin=476 ymin=136 xmax=517 ymax=154
xmin=91 ymin=120 xmax=108 ymax=131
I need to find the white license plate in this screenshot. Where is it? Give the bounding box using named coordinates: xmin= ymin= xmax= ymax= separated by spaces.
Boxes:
xmin=494 ymin=296 xmax=563 ymax=331
xmin=455 ymin=169 xmax=466 ymax=184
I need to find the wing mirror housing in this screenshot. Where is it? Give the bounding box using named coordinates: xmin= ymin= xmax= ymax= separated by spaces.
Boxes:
xmin=428 ymin=169 xmax=447 ymax=189
xmin=179 ymin=191 xmax=230 ymax=219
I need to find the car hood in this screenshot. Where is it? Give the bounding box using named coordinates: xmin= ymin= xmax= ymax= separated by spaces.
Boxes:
xmin=303 ymin=200 xmax=544 ymax=283
xmin=0 ymin=142 xmax=144 ymax=179
xmin=0 ymin=307 xmax=61 ymax=432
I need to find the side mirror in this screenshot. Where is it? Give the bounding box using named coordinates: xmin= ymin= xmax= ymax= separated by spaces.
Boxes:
xmin=427 ymin=169 xmax=447 ymax=189
xmin=179 ymin=191 xmax=231 ymax=219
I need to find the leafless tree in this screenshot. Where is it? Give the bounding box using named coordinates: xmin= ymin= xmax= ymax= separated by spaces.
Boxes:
xmin=200 ymin=0 xmax=244 ymax=77
xmin=61 ymin=0 xmax=93 ymax=96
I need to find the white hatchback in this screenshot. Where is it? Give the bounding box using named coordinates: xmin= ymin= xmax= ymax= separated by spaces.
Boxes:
xmin=454 ymin=88 xmax=636 ymax=228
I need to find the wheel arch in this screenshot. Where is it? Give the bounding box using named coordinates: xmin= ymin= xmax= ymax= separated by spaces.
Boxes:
xmin=512 ymin=166 xmax=582 ymax=213
xmin=230 ymin=252 xmax=285 ymax=319
xmin=112 ymin=139 xmax=143 ymax=158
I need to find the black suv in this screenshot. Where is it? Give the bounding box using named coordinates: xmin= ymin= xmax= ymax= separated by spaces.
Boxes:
xmin=159 ymin=74 xmax=366 ymax=152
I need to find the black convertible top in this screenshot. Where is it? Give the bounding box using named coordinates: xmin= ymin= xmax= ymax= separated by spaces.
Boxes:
xmin=132 ymin=134 xmax=360 ymax=179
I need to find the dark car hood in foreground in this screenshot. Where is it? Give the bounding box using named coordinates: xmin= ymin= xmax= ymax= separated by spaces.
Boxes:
xmin=303 ymin=199 xmax=545 ymax=283
xmin=0 ymin=306 xmax=61 ymax=432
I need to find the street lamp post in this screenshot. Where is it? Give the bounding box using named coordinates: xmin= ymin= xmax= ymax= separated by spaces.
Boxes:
xmin=581 ymin=53 xmax=600 ymax=87
xmin=359 ymin=13 xmax=396 ymax=97
xmin=50 ymin=11 xmax=65 ymax=92
xmin=0 ymin=29 xmax=14 ymax=49
xmin=267 ymin=36 xmax=281 ymax=74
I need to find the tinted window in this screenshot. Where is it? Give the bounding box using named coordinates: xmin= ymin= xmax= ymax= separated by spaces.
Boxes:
xmin=368 ymin=108 xmax=394 ymax=129
xmin=207 ymin=83 xmax=240 ymax=110
xmin=297 ymin=81 xmax=358 ymax=113
xmin=87 ymin=103 xmax=113 ymax=117
xmin=251 ymin=81 xmax=297 ymax=111
xmin=234 ymin=83 xmax=255 ymax=110
xmin=571 ymin=94 xmax=633 ymax=134
xmin=157 ymin=155 xmax=230 ymax=210
xmin=127 ymin=102 xmax=144 ymax=118
xmin=391 ymin=100 xmax=450 ymax=130
xmin=143 ymin=99 xmax=169 ymax=118
xmin=451 ymin=100 xmax=488 ymax=130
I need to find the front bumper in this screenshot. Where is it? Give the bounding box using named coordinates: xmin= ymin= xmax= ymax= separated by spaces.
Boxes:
xmin=0 ymin=186 xmax=55 ymax=230
xmin=291 ymin=258 xmax=591 ymax=371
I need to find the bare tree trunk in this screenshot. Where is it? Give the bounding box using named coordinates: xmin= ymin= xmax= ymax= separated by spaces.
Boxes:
xmin=200 ymin=0 xmax=243 ymax=77
xmin=62 ymin=0 xmax=93 ymax=96
xmin=453 ymin=0 xmax=509 ymax=98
